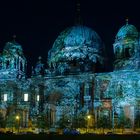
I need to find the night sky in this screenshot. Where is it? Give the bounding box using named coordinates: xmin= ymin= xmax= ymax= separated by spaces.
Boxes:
xmin=0 ymin=0 xmax=139 ymax=76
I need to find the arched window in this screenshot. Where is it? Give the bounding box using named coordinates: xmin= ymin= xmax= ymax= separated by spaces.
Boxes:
xmin=20 ymin=61 xmax=23 ymax=71
xmin=14 ymin=58 xmax=16 ymax=68
xmin=24 ymin=93 xmax=28 ymax=101
xmin=115 ymin=47 xmax=120 ymax=59
xmin=4 ymin=94 xmax=7 ymax=101
xmin=6 ymin=60 xmax=9 ymax=68
xmin=125 ymin=48 xmax=130 ymax=58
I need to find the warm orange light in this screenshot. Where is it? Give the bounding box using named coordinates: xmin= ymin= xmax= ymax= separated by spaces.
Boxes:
xmin=16 ymin=115 xmax=20 ymax=120
xmin=87 ymin=115 xmax=91 ymax=119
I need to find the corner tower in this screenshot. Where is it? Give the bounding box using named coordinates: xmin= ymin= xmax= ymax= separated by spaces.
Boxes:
xmin=113 ymin=19 xmax=140 ymax=70
xmin=0 ymin=37 xmax=27 ymax=79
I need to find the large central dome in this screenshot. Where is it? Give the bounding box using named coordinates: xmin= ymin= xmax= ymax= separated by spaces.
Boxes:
xmin=63 ymin=25 xmax=101 ymax=47
xmin=47 ymin=25 xmax=105 ymax=75
xmin=48 ymin=25 xmax=105 ymax=64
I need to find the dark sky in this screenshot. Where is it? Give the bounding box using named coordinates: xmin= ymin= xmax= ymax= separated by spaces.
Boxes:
xmin=0 ymin=0 xmax=139 ymax=75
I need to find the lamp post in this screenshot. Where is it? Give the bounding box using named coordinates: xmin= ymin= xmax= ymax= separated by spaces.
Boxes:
xmin=87 ymin=115 xmax=91 ymax=133
xmin=16 ymin=115 xmax=20 ymax=133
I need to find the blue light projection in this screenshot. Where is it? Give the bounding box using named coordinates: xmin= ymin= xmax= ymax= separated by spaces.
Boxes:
xmin=0 ymin=22 xmax=140 ymax=131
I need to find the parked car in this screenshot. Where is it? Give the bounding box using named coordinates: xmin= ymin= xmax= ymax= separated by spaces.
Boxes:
xmin=63 ymin=128 xmax=80 ymax=135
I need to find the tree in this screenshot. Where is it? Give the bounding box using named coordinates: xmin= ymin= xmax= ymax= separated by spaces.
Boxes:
xmin=57 ymin=115 xmax=70 ymax=129
xmin=71 ymin=115 xmax=86 ymax=129
xmin=135 ymin=114 xmax=140 ymax=128
xmin=0 ymin=112 xmax=6 ymax=128
xmin=116 ymin=112 xmax=131 ymax=133
xmin=97 ymin=115 xmax=112 ymax=133
xmin=36 ymin=113 xmax=48 ymax=129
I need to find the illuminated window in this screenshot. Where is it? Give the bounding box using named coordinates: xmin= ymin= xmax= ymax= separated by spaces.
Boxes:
xmin=37 ymin=95 xmax=39 ymax=101
xmin=24 ymin=94 xmax=28 ymax=101
xmin=4 ymin=94 xmax=7 ymax=101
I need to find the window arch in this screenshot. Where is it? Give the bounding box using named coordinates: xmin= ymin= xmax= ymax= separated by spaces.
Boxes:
xmin=6 ymin=60 xmax=10 ymax=69
xmin=14 ymin=58 xmax=16 ymax=68
xmin=20 ymin=61 xmax=23 ymax=71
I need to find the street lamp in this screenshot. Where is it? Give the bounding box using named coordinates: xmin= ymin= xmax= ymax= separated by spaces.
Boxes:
xmin=87 ymin=115 xmax=91 ymax=133
xmin=16 ymin=116 xmax=19 ymax=120
xmin=16 ymin=115 xmax=20 ymax=133
xmin=87 ymin=115 xmax=91 ymax=120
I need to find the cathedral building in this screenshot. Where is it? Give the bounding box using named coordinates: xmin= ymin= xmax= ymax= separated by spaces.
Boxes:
xmin=0 ymin=20 xmax=140 ymax=130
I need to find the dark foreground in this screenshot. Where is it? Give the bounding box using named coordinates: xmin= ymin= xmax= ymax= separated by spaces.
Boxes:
xmin=0 ymin=134 xmax=140 ymax=140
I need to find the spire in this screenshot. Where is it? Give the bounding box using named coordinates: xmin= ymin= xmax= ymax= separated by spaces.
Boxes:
xmin=12 ymin=35 xmax=16 ymax=42
xmin=38 ymin=56 xmax=42 ymax=61
xmin=126 ymin=18 xmax=129 ymax=25
xmin=12 ymin=35 xmax=17 ymax=44
xmin=75 ymin=0 xmax=82 ymax=25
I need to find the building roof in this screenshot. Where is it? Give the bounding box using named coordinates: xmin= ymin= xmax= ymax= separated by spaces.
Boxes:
xmin=48 ymin=25 xmax=105 ymax=65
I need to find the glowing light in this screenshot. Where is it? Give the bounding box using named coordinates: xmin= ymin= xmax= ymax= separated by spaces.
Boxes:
xmin=87 ymin=115 xmax=91 ymax=119
xmin=24 ymin=93 xmax=28 ymax=101
xmin=37 ymin=95 xmax=39 ymax=101
xmin=4 ymin=94 xmax=7 ymax=101
xmin=16 ymin=115 xmax=20 ymax=120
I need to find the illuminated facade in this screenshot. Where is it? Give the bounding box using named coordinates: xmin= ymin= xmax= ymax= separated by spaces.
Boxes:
xmin=0 ymin=22 xmax=140 ymax=130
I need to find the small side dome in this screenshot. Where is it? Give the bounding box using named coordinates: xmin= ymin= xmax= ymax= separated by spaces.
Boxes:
xmin=113 ymin=20 xmax=140 ymax=71
xmin=3 ymin=41 xmax=23 ymax=55
xmin=116 ymin=22 xmax=138 ymax=40
xmin=0 ymin=38 xmax=27 ymax=79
